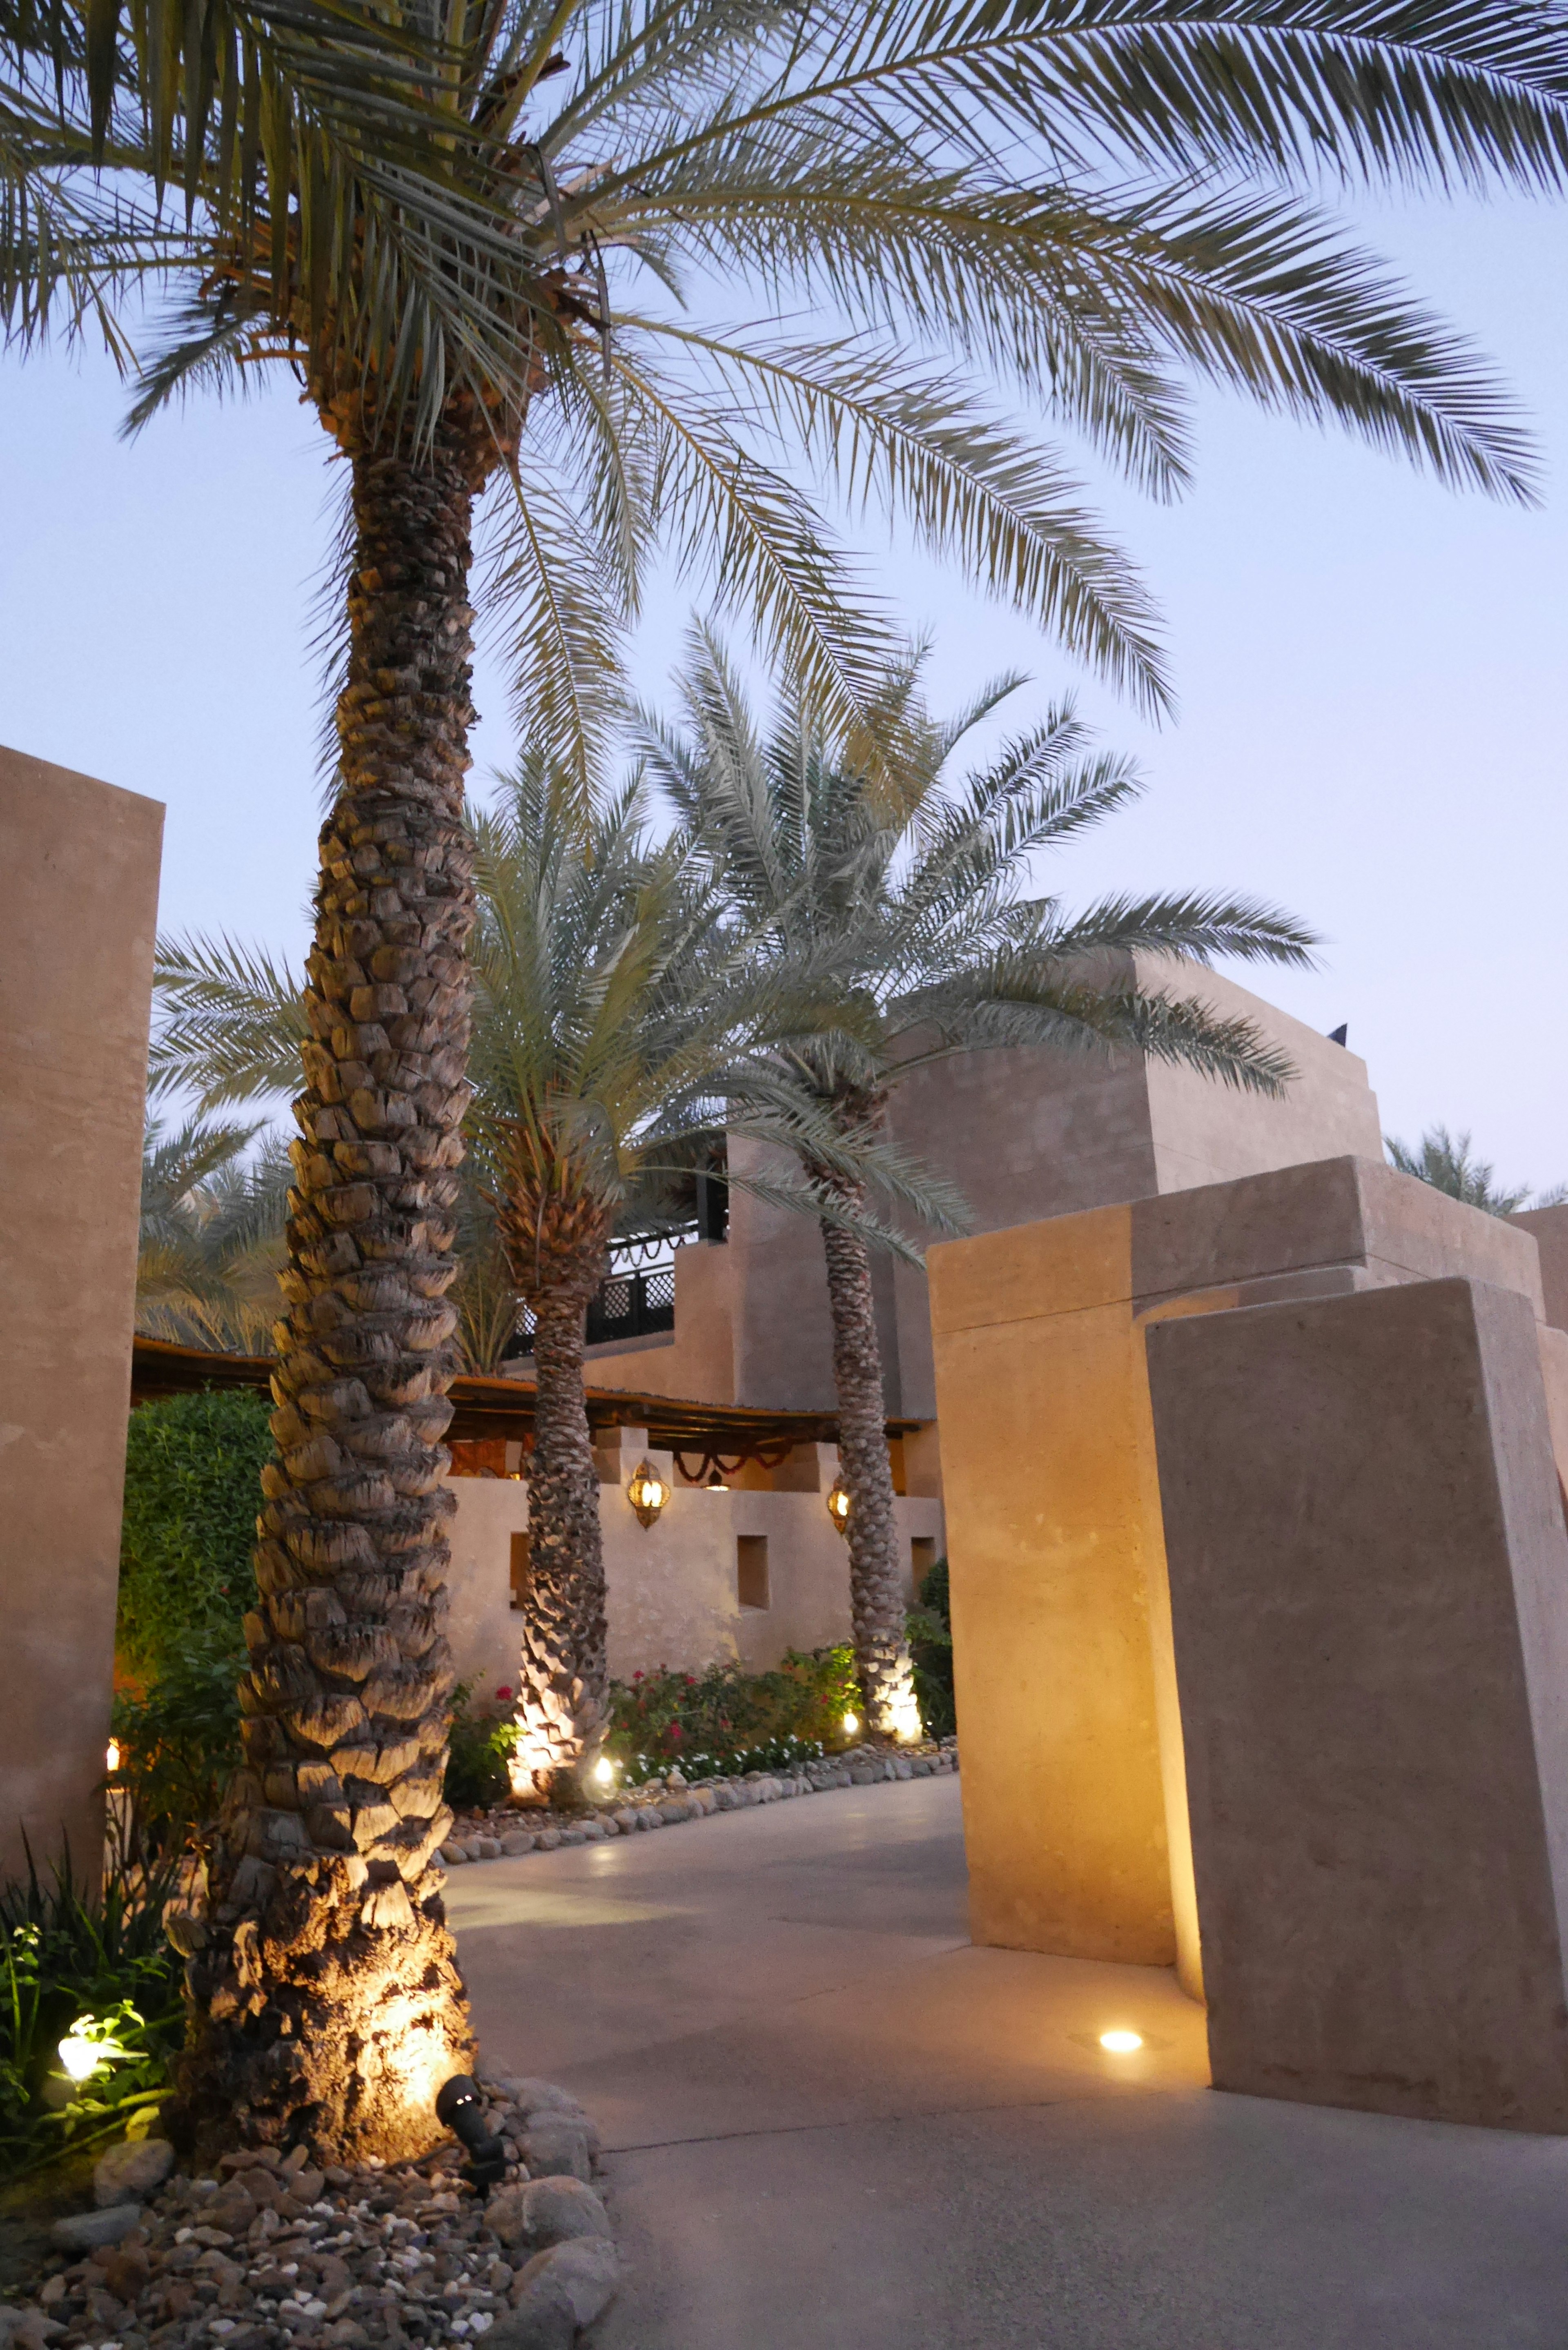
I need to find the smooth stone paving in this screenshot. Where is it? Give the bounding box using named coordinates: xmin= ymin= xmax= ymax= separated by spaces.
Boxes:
xmin=448 ymin=1775 xmax=1568 ymax=2348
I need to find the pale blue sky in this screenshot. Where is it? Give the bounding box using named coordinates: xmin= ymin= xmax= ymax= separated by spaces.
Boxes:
xmin=2 ymin=191 xmax=1564 ymax=1186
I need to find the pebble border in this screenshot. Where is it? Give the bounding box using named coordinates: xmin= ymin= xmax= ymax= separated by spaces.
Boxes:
xmin=0 ymin=2072 xmax=618 ymax=2350
xmin=439 ymin=1740 xmax=960 ymax=1865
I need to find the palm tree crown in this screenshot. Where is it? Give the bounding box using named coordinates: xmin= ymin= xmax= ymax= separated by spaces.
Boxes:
xmin=635 ymin=628 xmax=1320 ymax=1732
xmin=1387 ymin=1124 xmax=1567 ymax=1217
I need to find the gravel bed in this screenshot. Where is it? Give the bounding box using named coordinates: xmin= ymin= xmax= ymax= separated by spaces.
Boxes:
xmin=440 ymin=1738 xmax=960 ymax=1864
xmin=0 ymin=2067 xmax=615 ymax=2350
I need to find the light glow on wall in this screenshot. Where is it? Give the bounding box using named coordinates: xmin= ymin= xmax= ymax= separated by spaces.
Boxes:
xmin=1098 ymin=2029 xmax=1143 ymax=2054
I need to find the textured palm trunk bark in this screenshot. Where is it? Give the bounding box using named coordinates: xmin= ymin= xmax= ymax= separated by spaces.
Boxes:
xmin=174 ymin=420 xmax=493 ymax=2160
xmin=817 ymin=1178 xmax=919 ymax=1742
xmin=513 ymin=1286 xmax=610 ymax=1803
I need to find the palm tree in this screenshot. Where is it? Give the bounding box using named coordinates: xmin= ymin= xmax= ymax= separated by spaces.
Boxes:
xmin=637 ymin=631 xmax=1318 ymax=1736
xmin=11 ymin=0 xmax=1568 ymax=2155
xmin=1387 ymin=1125 xmax=1567 ymax=1217
xmin=138 ymin=1117 xmax=291 ymax=1352
xmin=151 ymin=763 xmax=928 ymax=1798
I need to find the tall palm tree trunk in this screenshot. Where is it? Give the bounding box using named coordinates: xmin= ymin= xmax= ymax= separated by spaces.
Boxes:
xmin=816 ymin=1177 xmax=920 ymax=1743
xmin=514 ymin=1288 xmax=610 ymax=1801
xmin=176 ymin=419 xmax=493 ymax=2159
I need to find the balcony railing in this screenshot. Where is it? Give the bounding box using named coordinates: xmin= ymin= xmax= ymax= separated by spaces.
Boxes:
xmin=503 ymin=1261 xmax=679 ymax=1359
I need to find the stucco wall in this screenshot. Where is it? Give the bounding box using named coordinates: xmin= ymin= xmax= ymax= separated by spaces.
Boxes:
xmin=0 ymin=747 xmax=163 ymax=1883
xmin=442 ymin=1449 xmax=944 ymax=1699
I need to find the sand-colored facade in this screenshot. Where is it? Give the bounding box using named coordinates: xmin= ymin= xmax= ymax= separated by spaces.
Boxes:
xmin=0 ymin=747 xmax=163 ymax=1884
xmin=929 ymin=1158 xmax=1568 ymax=2129
xmin=443 ymin=1426 xmax=944 ymax=1695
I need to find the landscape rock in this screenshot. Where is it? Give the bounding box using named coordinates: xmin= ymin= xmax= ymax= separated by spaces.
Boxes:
xmin=0 ymin=2308 xmax=63 ymax=2350
xmin=499 ymin=1831 xmax=535 ymax=1855
xmin=49 ymin=2204 xmax=141 ymax=2251
xmin=489 ymin=2277 xmax=577 ymax=2350
xmin=514 ymin=2238 xmax=618 ymax=2328
xmin=521 ymin=2121 xmax=592 ymax=2183
xmin=94 ymin=2135 xmax=175 ymax=2206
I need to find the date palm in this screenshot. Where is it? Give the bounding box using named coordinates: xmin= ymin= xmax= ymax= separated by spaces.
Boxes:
xmin=150 ymin=765 xmax=935 ymax=1796
xmin=138 ymin=1117 xmax=292 ymax=1352
xmin=638 ymin=630 xmax=1319 ymax=1736
xmin=1386 ymin=1125 xmax=1568 ymax=1216
xmin=9 ymin=0 xmax=1568 ymax=2157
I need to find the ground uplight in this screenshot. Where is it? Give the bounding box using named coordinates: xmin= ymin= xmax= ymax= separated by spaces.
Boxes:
xmin=1098 ymin=2029 xmax=1143 ymax=2054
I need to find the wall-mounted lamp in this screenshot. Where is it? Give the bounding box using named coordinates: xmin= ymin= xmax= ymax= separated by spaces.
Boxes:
xmin=826 ymin=1477 xmax=852 ymax=1537
xmin=627 ymin=1459 xmax=671 ymax=1529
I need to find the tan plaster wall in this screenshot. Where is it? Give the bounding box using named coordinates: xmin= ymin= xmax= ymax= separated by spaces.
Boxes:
xmin=1140 ymin=960 xmax=1383 ymax=1194
xmin=928 ymin=1157 xmax=1558 ymax=2008
xmin=1147 ymin=1277 xmax=1568 ymax=2132
xmin=1511 ymin=1203 xmax=1568 ymax=1335
xmin=584 ymin=1239 xmax=736 ymax=1403
xmin=442 ymin=1459 xmax=943 ymax=1698
xmin=0 ymin=748 xmax=163 ymax=1882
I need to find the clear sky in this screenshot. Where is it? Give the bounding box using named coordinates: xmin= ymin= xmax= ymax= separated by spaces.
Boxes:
xmin=2 ymin=190 xmax=1564 ymax=1188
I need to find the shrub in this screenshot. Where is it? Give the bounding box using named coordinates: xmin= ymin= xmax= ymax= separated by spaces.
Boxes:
xmin=0 ymin=1846 xmax=184 ymax=2180
xmin=110 ymin=1625 xmax=247 ymax=1858
xmin=118 ymin=1390 xmax=270 ymax=1679
xmin=443 ymin=1683 xmax=519 ymax=1811
xmin=907 ymin=1557 xmax=955 ymax=1740
xmin=607 ymin=1646 xmax=861 ymax=1774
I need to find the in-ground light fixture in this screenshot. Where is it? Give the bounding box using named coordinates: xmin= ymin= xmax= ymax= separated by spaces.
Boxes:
xmin=435 ymin=2075 xmax=508 ymax=2194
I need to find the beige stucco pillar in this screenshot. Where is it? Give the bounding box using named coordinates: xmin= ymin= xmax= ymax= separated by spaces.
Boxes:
xmin=0 ymin=748 xmax=163 ymax=1883
xmin=928 ymin=1156 xmax=1558 ymax=2016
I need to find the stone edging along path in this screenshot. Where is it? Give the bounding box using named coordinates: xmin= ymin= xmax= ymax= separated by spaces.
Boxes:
xmin=1 ymin=2067 xmax=621 ymax=2350
xmin=439 ymin=1740 xmax=961 ymax=1865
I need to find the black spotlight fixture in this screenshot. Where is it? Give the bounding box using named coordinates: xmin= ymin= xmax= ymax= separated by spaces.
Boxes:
xmin=435 ymin=2075 xmax=508 ymax=2194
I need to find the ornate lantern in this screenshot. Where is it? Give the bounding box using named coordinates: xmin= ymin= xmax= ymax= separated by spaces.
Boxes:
xmin=826 ymin=1475 xmax=852 ymax=1537
xmin=626 ymin=1458 xmax=671 ymax=1529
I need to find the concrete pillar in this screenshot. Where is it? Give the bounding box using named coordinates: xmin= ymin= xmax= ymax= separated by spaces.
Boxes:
xmin=0 ymin=748 xmax=163 ymax=1884
xmin=928 ymin=1156 xmax=1554 ymax=2013
xmin=1147 ymin=1276 xmax=1568 ymax=2132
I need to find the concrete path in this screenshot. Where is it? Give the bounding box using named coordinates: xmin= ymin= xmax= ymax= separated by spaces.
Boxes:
xmin=447 ymin=1776 xmax=1568 ymax=2348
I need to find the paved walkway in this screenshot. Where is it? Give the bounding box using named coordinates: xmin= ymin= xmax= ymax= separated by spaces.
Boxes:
xmin=447 ymin=1776 xmax=1568 ymax=2348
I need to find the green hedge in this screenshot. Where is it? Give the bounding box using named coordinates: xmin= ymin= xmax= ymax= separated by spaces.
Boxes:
xmin=114 ymin=1390 xmax=271 ymax=1848
xmin=118 ymin=1390 xmax=270 ymax=1678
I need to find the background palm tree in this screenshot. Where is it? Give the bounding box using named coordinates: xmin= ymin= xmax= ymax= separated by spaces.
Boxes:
xmin=12 ymin=0 xmax=1568 ymax=2152
xmin=151 ymin=763 xmax=931 ymax=1796
xmin=138 ymin=1117 xmax=291 ymax=1352
xmin=638 ymin=630 xmax=1319 ymax=1735
xmin=1386 ymin=1125 xmax=1567 ymax=1217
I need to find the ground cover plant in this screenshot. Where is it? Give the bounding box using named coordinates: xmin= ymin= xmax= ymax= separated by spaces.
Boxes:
xmin=606 ymin=1647 xmax=862 ymax=1780
xmin=443 ymin=1684 xmax=521 ymax=1813
xmin=0 ymin=1850 xmax=183 ymax=2181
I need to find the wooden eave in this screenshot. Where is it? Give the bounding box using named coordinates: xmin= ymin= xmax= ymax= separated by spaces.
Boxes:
xmin=129 ymin=1337 xmax=922 ymax=1457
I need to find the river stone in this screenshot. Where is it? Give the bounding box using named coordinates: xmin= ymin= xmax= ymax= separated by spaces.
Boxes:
xmin=521 ymin=2121 xmax=592 ymax=2183
xmin=94 ymin=2136 xmax=175 ymax=2207
xmin=534 ymin=1829 xmax=562 ymax=1851
xmin=499 ymin=1831 xmax=535 ymax=1856
xmin=513 ymin=2238 xmax=619 ymax=2330
xmin=489 ymin=2276 xmax=576 ymax=2350
xmin=50 ymin=2204 xmax=142 ymax=2251
xmin=486 ymin=2175 xmax=609 ymax=2253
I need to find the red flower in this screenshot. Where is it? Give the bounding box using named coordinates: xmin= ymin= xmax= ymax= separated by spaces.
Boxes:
xmin=495 ymin=1686 xmax=513 ymax=1702
xmin=633 ymin=1671 xmax=644 ymax=1682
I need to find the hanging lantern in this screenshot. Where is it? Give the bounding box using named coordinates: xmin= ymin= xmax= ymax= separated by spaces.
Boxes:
xmin=626 ymin=1459 xmax=671 ymax=1529
xmin=826 ymin=1476 xmax=852 ymax=1537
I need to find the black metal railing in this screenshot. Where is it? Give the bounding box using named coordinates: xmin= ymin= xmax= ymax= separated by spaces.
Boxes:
xmin=503 ymin=1263 xmax=679 ymax=1359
